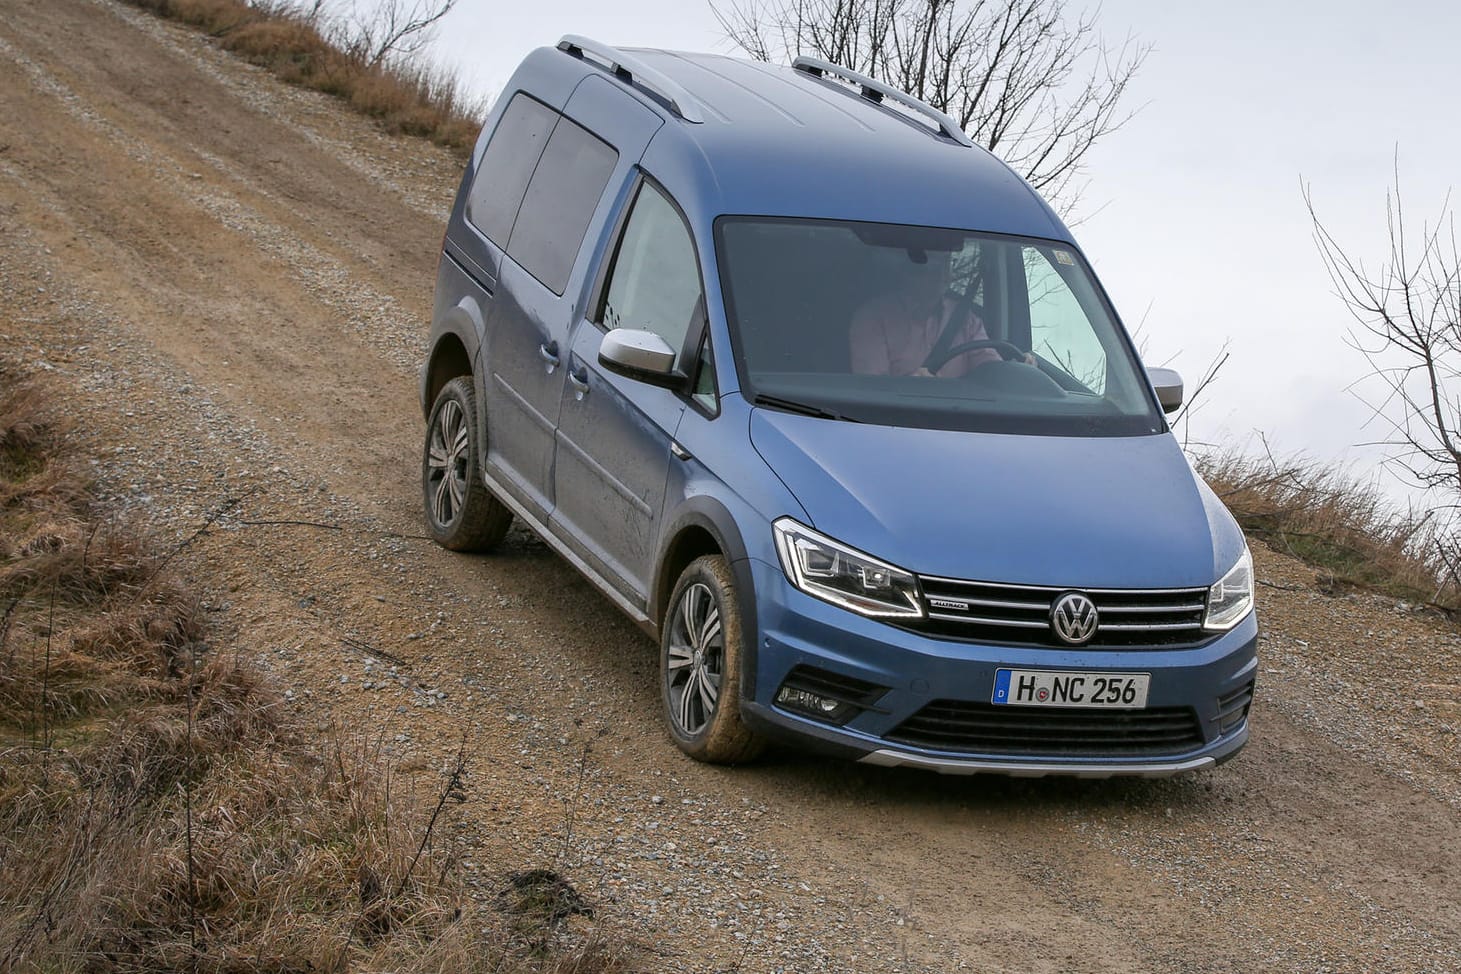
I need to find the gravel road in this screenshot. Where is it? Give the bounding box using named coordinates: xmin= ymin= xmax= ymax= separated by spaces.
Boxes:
xmin=1 ymin=1 xmax=1457 ymax=970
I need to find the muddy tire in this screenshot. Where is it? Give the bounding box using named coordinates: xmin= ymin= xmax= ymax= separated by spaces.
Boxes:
xmin=661 ymin=554 xmax=765 ymax=764
xmin=422 ymin=376 xmax=512 ymax=552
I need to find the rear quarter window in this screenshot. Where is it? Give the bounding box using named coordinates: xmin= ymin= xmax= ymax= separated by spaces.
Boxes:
xmin=506 ymin=117 xmax=619 ymax=295
xmin=466 ymin=93 xmax=557 ymax=247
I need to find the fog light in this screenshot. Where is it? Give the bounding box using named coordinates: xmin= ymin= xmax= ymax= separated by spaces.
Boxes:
xmin=775 ymin=685 xmax=856 ymax=724
xmin=777 ymin=687 xmax=838 ymax=713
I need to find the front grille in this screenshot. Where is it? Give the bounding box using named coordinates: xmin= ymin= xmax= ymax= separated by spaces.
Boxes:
xmin=905 ymin=576 xmax=1210 ymax=649
xmin=886 ymin=700 xmax=1205 ymax=757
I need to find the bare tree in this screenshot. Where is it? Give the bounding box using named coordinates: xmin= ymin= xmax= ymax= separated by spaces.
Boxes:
xmin=712 ymin=0 xmax=1147 ymax=213
xmin=1307 ymin=169 xmax=1461 ymax=511
xmin=338 ymin=0 xmax=458 ymax=69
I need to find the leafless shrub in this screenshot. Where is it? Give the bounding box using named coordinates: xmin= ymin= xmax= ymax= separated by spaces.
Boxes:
xmin=1308 ymin=169 xmax=1460 ymax=492
xmin=335 ymin=0 xmax=458 ymax=70
xmin=1304 ymin=163 xmax=1461 ymax=599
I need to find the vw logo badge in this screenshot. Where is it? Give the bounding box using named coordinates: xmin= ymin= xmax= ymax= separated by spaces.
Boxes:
xmin=1050 ymin=591 xmax=1099 ymax=645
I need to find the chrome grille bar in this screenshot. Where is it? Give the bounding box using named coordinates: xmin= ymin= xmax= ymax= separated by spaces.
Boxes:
xmin=921 ymin=576 xmax=1210 ymax=596
xmin=910 ymin=576 xmax=1211 ymax=648
xmin=1099 ymin=621 xmax=1207 ymax=632
xmin=927 ymin=612 xmax=1048 ymax=628
xmin=1103 ymin=603 xmax=1206 ymax=614
xmin=953 ymin=597 xmax=1051 ymax=611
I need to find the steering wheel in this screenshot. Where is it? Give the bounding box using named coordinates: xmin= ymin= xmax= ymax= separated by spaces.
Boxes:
xmin=925 ymin=339 xmax=1028 ymax=375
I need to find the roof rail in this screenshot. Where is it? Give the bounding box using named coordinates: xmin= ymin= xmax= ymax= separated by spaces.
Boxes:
xmin=557 ymin=35 xmax=704 ymax=124
xmin=791 ymin=56 xmax=972 ymax=147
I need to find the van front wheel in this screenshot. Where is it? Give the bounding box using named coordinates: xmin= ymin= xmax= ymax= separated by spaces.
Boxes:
xmin=661 ymin=555 xmax=765 ymax=764
xmin=422 ymin=377 xmax=512 ymax=551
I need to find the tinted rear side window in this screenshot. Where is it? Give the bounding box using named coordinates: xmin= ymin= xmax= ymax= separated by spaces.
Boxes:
xmin=507 ymin=118 xmax=618 ymax=295
xmin=466 ymin=93 xmax=556 ymax=246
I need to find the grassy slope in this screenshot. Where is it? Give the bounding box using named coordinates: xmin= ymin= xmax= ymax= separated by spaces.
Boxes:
xmin=119 ymin=0 xmax=482 ymax=154
xmin=121 ymin=1 xmax=1461 ymax=614
xmin=0 ymin=366 xmax=626 ymax=972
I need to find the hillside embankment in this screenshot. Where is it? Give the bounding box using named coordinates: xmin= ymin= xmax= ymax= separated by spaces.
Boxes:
xmin=1 ymin=1 xmax=1458 ymax=970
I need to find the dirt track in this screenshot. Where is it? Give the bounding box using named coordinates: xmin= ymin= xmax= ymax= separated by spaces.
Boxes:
xmin=2 ymin=2 xmax=1459 ymax=970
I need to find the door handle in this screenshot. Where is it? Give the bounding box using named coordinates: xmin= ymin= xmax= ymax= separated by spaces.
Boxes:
xmin=568 ymin=367 xmax=590 ymax=400
xmin=538 ymin=340 xmax=560 ymax=373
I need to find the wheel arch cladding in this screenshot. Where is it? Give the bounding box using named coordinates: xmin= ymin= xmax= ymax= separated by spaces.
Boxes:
xmin=424 ymin=331 xmax=473 ymax=418
xmin=656 ymin=524 xmax=722 ymax=625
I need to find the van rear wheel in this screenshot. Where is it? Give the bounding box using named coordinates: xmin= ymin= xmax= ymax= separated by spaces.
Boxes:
xmin=661 ymin=555 xmax=765 ymax=764
xmin=422 ymin=377 xmax=512 ymax=552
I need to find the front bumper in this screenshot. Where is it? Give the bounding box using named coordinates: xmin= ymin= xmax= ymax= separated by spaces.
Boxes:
xmin=739 ymin=558 xmax=1258 ymax=777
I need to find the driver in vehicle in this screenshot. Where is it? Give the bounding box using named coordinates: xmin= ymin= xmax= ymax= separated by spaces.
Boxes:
xmin=849 ymin=249 xmax=1036 ymax=377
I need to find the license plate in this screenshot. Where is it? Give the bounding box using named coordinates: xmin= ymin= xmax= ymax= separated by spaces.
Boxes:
xmin=992 ymin=669 xmax=1150 ymax=709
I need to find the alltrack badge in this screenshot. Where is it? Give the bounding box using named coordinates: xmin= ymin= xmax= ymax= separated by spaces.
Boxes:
xmin=1050 ymin=592 xmax=1099 ymax=645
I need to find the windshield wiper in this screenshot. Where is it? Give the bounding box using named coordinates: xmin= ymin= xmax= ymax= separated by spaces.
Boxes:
xmin=752 ymin=394 xmax=859 ymax=422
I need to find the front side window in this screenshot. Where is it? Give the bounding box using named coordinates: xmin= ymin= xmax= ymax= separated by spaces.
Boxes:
xmin=507 ymin=116 xmax=618 ymax=295
xmin=715 ymin=217 xmax=1162 ymax=436
xmin=1026 ymin=248 xmax=1108 ymax=395
xmin=600 ymin=182 xmax=704 ymax=368
xmin=690 ymin=334 xmax=718 ymax=412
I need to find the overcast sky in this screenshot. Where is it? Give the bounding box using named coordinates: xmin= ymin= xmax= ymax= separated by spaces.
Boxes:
xmin=381 ymin=0 xmax=1460 ymax=497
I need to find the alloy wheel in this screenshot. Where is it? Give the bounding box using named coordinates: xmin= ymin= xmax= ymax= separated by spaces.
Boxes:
xmin=425 ymin=397 xmax=469 ymax=528
xmin=666 ymin=581 xmax=724 ymax=736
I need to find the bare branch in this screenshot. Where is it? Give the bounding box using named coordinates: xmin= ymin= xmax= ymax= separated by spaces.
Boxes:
xmin=1172 ymin=341 xmax=1230 ymax=451
xmin=1307 ymin=164 xmax=1461 ymax=563
xmin=332 ymin=0 xmax=458 ymax=69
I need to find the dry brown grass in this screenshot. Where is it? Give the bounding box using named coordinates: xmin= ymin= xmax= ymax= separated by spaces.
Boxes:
xmin=120 ymin=0 xmax=483 ymax=153
xmin=1196 ymin=448 xmax=1461 ymax=611
xmin=0 ymin=365 xmax=632 ymax=972
xmin=0 ymin=377 xmax=88 ymax=516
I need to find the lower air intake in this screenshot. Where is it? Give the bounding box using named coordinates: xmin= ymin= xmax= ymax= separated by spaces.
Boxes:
xmin=886 ymin=700 xmax=1205 ymax=757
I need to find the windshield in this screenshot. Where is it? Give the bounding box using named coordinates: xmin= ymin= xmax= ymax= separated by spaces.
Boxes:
xmin=715 ymin=217 xmax=1165 ymax=436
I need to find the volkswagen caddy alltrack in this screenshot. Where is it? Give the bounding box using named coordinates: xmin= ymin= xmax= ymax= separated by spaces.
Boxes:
xmin=419 ymin=36 xmax=1258 ymax=777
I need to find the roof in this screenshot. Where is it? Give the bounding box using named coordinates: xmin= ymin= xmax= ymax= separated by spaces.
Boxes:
xmin=519 ymin=41 xmax=1071 ymax=242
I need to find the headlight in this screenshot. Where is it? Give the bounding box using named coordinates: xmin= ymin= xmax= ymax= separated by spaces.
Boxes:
xmin=1203 ymin=547 xmax=1254 ymax=630
xmin=772 ymin=518 xmax=923 ymax=618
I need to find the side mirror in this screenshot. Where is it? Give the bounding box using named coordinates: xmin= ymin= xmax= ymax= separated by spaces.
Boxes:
xmin=598 ymin=328 xmax=684 ymax=388
xmin=1146 ymin=367 xmax=1184 ymax=414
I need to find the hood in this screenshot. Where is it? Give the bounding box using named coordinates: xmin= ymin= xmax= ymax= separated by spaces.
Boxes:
xmin=750 ymin=409 xmax=1242 ymax=588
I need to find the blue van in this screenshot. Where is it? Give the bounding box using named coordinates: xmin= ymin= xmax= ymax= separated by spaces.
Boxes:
xmin=419 ymin=37 xmax=1257 ymax=776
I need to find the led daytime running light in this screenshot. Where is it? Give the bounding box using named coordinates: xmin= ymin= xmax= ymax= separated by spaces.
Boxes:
xmin=1204 ymin=547 xmax=1254 ymax=631
xmin=773 ymin=518 xmax=924 ymax=618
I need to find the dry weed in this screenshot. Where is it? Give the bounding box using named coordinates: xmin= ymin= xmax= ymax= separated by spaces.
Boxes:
xmin=119 ymin=0 xmax=483 ymax=153
xmin=1196 ymin=448 xmax=1460 ymax=610
xmin=1 ymin=364 xmax=631 ymax=972
xmin=0 ymin=373 xmax=88 ymax=515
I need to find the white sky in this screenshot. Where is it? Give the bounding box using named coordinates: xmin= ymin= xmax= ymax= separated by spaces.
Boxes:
xmin=382 ymin=0 xmax=1460 ymax=495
